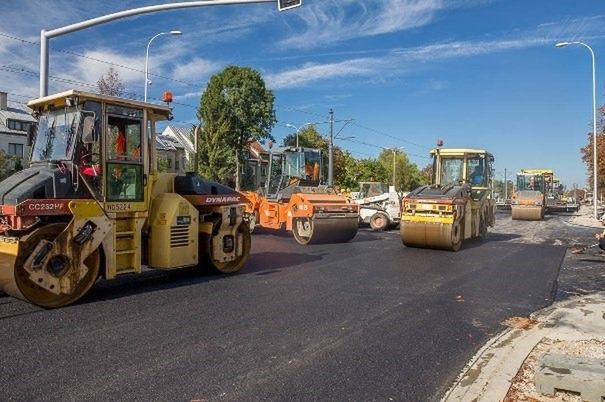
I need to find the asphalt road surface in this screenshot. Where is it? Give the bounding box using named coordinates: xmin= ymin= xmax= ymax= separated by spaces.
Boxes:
xmin=0 ymin=213 xmax=592 ymax=402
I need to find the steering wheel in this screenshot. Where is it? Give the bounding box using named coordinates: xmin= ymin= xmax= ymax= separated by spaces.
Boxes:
xmin=81 ymin=152 xmax=101 ymax=164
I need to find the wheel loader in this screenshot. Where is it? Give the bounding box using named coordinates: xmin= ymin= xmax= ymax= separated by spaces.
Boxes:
xmin=352 ymin=182 xmax=402 ymax=231
xmin=242 ymin=146 xmax=358 ymax=245
xmin=400 ymin=148 xmax=495 ymax=251
xmin=0 ymin=90 xmax=250 ymax=308
xmin=511 ymin=169 xmax=547 ymax=220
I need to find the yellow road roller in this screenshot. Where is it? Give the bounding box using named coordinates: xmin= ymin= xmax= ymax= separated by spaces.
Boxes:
xmin=0 ymin=90 xmax=250 ymax=308
xmin=511 ymin=169 xmax=548 ymax=220
xmin=400 ymin=148 xmax=495 ymax=251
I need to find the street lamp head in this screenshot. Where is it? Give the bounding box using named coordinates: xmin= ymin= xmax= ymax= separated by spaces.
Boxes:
xmin=170 ymin=30 xmax=182 ymax=36
xmin=555 ymin=42 xmax=570 ymax=48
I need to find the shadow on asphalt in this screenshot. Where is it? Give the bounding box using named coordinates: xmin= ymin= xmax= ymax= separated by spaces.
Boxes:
xmin=80 ymin=250 xmax=324 ymax=305
xmin=484 ymin=232 xmax=523 ymax=242
xmin=458 ymin=232 xmax=523 ymax=250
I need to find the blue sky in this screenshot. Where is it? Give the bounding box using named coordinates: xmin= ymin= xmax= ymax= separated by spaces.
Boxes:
xmin=1 ymin=0 xmax=605 ymax=187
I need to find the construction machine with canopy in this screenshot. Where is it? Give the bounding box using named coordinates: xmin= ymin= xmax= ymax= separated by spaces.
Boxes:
xmin=400 ymin=148 xmax=495 ymax=251
xmin=544 ymin=175 xmax=579 ymax=213
xmin=243 ymin=146 xmax=358 ymax=245
xmin=511 ymin=169 xmax=548 ymax=220
xmin=0 ymin=90 xmax=250 ymax=308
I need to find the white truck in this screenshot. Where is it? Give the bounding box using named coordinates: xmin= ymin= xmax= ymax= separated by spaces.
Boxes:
xmin=352 ymin=182 xmax=402 ymax=231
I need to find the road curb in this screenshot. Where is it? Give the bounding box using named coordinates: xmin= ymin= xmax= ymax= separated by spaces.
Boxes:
xmin=441 ymin=292 xmax=605 ymax=401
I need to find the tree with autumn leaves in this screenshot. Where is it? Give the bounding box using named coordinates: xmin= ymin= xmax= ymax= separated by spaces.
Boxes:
xmin=580 ymin=106 xmax=605 ymax=198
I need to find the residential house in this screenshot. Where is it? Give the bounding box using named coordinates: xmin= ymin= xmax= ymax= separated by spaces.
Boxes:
xmin=161 ymin=125 xmax=195 ymax=171
xmin=246 ymin=139 xmax=270 ymax=189
xmin=161 ymin=125 xmax=270 ymax=188
xmin=156 ymin=134 xmax=187 ymax=174
xmin=0 ymin=92 xmax=36 ymax=166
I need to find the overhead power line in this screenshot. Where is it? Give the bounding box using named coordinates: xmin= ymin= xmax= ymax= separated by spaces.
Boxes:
xmin=0 ymin=31 xmax=197 ymax=88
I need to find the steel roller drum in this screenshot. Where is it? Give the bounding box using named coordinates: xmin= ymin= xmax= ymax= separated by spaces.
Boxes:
xmin=0 ymin=224 xmax=100 ymax=308
xmin=400 ymin=220 xmax=462 ymax=251
xmin=293 ymin=216 xmax=358 ymax=245
xmin=511 ymin=206 xmax=543 ymax=221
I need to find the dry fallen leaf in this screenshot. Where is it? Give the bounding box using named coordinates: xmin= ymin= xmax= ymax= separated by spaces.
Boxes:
xmin=501 ymin=316 xmax=538 ymax=330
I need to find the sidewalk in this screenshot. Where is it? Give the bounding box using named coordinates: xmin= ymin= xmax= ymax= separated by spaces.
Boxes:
xmin=567 ymin=205 xmax=603 ymax=229
xmin=442 ymin=292 xmax=605 ymax=401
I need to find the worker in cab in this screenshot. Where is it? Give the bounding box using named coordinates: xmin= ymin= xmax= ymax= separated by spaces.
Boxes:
xmin=115 ymin=126 xmax=127 ymax=157
xmin=470 ymin=165 xmax=484 ymax=186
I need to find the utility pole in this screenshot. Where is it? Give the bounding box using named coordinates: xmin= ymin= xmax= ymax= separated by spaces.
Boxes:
xmin=392 ymin=149 xmax=397 ymax=188
xmin=328 ymin=108 xmax=334 ymax=186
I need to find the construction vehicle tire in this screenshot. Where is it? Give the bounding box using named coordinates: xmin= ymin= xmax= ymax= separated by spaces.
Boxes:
xmin=369 ymin=212 xmax=389 ymax=231
xmin=292 ymin=217 xmax=358 ymax=245
xmin=400 ymin=220 xmax=463 ymax=251
xmin=199 ymin=221 xmax=251 ymax=274
xmin=0 ymin=223 xmax=100 ymax=308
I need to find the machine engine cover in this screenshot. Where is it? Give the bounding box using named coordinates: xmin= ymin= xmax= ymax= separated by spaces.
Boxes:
xmin=0 ymin=163 xmax=73 ymax=205
xmin=174 ymin=173 xmax=240 ymax=196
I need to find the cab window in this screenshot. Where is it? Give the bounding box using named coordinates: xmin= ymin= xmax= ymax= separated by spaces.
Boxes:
xmin=106 ymin=112 xmax=144 ymax=202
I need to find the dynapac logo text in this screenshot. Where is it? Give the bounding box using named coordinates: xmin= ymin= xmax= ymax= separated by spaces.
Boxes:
xmin=205 ymin=196 xmax=241 ymax=203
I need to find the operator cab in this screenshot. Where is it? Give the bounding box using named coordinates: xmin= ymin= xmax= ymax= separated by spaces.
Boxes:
xmin=432 ymin=148 xmax=494 ymax=200
xmin=24 ymin=90 xmax=172 ymax=209
xmin=358 ymin=182 xmax=389 ymax=199
xmin=265 ymin=147 xmax=324 ymax=199
xmin=517 ymin=173 xmax=546 ymax=193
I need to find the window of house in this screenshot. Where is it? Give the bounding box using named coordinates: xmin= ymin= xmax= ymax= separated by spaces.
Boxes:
xmin=175 ymin=160 xmax=180 ymax=170
xmin=8 ymin=143 xmax=24 ymax=157
xmin=7 ymin=120 xmax=30 ymax=132
xmin=260 ymin=165 xmax=267 ymax=177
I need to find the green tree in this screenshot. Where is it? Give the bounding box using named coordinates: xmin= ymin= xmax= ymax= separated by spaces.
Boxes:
xmin=157 ymin=157 xmax=170 ymax=173
xmin=0 ymin=151 xmax=18 ymax=181
xmin=357 ymin=158 xmax=389 ymax=183
xmin=196 ymin=115 xmax=236 ymax=183
xmin=198 ymin=66 xmax=275 ymax=190
xmin=377 ymin=149 xmax=423 ymax=192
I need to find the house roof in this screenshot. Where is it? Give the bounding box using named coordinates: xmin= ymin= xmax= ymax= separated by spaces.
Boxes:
xmin=0 ymin=102 xmax=36 ymax=135
xmin=156 ymin=134 xmax=178 ymax=151
xmin=248 ymin=139 xmax=269 ymax=162
xmin=162 ymin=125 xmax=194 ymax=154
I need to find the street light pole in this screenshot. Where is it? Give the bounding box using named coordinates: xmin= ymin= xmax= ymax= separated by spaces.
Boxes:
xmin=285 ymin=122 xmax=314 ymax=148
xmin=328 ymin=109 xmax=334 ymax=186
xmin=504 ymin=168 xmax=507 ymax=200
xmin=145 ymin=30 xmax=182 ymax=102
xmin=389 ymin=147 xmax=404 ymax=188
xmin=38 ymin=0 xmax=300 ymax=97
xmin=556 ymin=41 xmax=598 ymax=219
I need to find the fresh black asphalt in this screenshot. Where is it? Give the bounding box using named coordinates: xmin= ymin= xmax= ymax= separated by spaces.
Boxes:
xmin=0 ymin=228 xmax=566 ymax=401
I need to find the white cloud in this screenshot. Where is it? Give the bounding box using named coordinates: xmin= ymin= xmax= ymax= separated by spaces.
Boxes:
xmin=266 ymin=36 xmax=554 ymax=89
xmin=279 ymin=0 xmax=444 ymax=49
xmin=266 ymin=58 xmax=379 ymax=89
xmin=172 ymin=91 xmax=202 ymax=101
xmin=69 ymin=50 xmax=146 ymax=85
xmin=172 ymin=58 xmax=221 ymax=82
